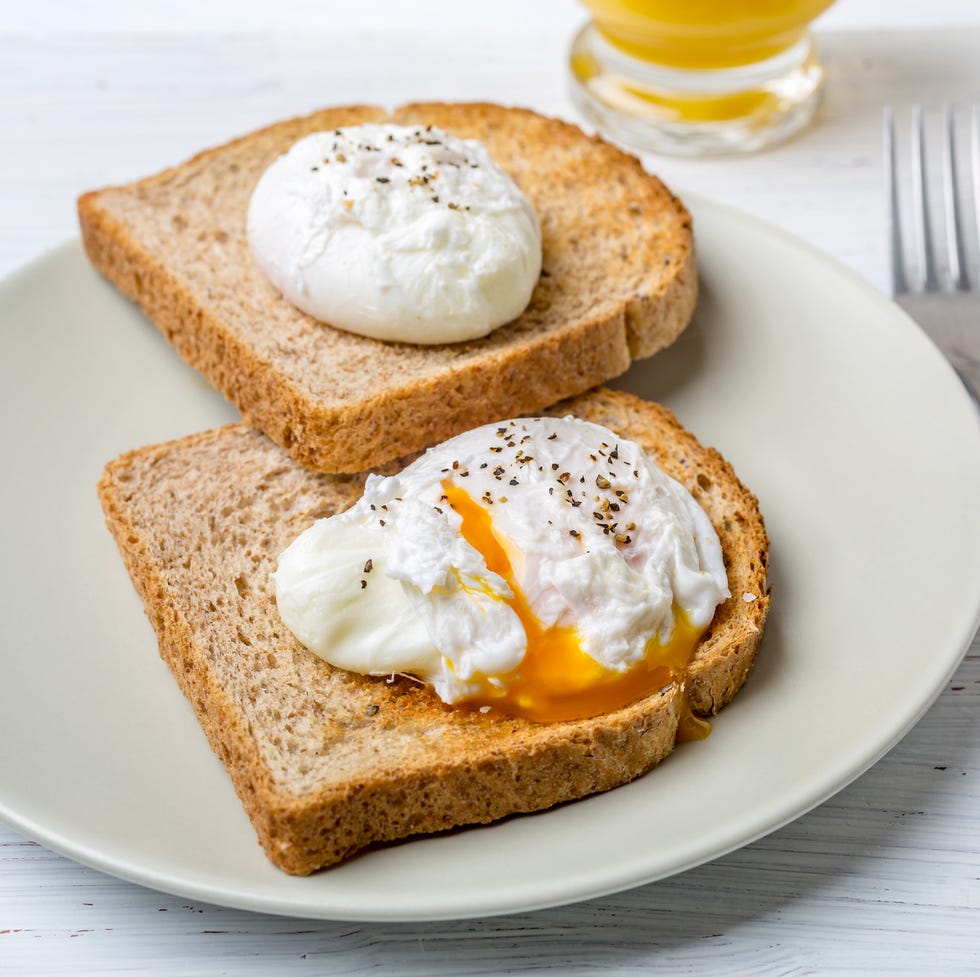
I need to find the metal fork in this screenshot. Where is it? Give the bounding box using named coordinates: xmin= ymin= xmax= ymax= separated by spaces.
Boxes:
xmin=884 ymin=104 xmax=980 ymax=405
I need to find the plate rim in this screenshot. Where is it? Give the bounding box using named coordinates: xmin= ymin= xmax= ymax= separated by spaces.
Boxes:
xmin=1 ymin=193 xmax=979 ymax=921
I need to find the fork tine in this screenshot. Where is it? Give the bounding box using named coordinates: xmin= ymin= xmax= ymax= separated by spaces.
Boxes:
xmin=884 ymin=106 xmax=908 ymax=295
xmin=972 ymin=106 xmax=980 ymax=288
xmin=912 ymin=104 xmax=939 ymax=291
xmin=942 ymin=105 xmax=969 ymax=290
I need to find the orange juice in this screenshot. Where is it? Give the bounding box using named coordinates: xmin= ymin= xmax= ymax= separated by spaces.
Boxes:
xmin=582 ymin=0 xmax=835 ymax=70
xmin=570 ymin=0 xmax=833 ymax=154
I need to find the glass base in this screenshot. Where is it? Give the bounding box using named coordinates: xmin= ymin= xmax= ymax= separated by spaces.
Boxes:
xmin=569 ymin=23 xmax=825 ymax=156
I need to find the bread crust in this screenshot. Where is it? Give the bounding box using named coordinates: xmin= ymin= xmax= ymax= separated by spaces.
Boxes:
xmin=79 ymin=103 xmax=697 ymax=474
xmin=97 ymin=389 xmax=769 ymax=874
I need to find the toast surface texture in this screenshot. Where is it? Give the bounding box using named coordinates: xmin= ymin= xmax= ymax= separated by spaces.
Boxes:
xmin=97 ymin=388 xmax=769 ymax=875
xmin=79 ymin=103 xmax=697 ymax=473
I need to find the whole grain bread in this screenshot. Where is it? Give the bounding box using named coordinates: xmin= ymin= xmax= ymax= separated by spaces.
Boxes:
xmin=79 ymin=103 xmax=697 ymax=474
xmin=97 ymin=388 xmax=768 ymax=874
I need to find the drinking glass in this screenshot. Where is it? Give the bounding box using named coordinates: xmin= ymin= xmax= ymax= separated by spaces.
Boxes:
xmin=569 ymin=0 xmax=836 ymax=155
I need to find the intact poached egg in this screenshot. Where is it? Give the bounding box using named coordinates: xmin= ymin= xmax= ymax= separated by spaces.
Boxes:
xmin=246 ymin=123 xmax=542 ymax=344
xmin=274 ymin=415 xmax=729 ymax=723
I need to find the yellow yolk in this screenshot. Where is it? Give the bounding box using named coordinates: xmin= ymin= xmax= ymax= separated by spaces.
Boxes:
xmin=442 ymin=482 xmax=707 ymax=725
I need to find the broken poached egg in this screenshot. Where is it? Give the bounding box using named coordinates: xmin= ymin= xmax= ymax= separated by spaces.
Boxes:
xmin=274 ymin=415 xmax=729 ymax=723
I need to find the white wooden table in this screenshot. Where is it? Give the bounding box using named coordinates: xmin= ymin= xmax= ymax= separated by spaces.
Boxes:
xmin=2 ymin=3 xmax=979 ymax=973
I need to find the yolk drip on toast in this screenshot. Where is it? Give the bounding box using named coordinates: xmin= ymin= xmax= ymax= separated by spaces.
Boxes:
xmin=443 ymin=482 xmax=708 ymax=726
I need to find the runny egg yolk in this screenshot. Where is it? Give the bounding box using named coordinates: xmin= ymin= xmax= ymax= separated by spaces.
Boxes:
xmin=442 ymin=482 xmax=708 ymax=726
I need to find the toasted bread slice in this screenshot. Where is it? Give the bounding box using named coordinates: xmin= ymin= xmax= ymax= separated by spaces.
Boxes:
xmin=79 ymin=103 xmax=697 ymax=474
xmin=99 ymin=389 xmax=769 ymax=874
xmin=97 ymin=389 xmax=769 ymax=875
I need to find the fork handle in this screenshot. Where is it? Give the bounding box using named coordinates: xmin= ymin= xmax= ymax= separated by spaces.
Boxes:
xmin=896 ymin=292 xmax=980 ymax=407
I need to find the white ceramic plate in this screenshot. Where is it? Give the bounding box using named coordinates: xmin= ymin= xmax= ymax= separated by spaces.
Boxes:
xmin=1 ymin=196 xmax=978 ymax=922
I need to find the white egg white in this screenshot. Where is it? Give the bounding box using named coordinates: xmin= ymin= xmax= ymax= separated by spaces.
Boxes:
xmin=246 ymin=124 xmax=542 ymax=344
xmin=274 ymin=415 xmax=730 ymax=706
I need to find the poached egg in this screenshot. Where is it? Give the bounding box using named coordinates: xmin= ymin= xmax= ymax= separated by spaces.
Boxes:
xmin=274 ymin=415 xmax=729 ymax=723
xmin=246 ymin=123 xmax=542 ymax=344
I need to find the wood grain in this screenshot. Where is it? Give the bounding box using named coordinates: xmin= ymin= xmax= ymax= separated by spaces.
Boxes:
xmin=1 ymin=23 xmax=978 ymax=977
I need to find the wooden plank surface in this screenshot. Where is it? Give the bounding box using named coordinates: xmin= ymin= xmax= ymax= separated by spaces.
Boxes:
xmin=1 ymin=22 xmax=978 ymax=976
